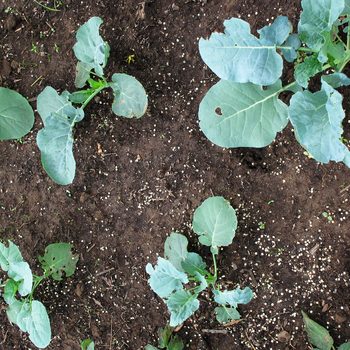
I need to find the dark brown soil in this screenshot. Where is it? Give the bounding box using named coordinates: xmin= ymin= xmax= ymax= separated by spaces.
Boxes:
xmin=0 ymin=0 xmax=350 ymax=349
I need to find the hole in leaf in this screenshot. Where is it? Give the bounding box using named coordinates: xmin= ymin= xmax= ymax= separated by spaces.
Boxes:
xmin=215 ymin=107 xmax=223 ymax=116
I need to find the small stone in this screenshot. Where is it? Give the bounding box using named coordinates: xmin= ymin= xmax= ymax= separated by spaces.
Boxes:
xmin=277 ymin=330 xmax=291 ymax=343
xmin=172 ymin=3 xmax=180 ymax=11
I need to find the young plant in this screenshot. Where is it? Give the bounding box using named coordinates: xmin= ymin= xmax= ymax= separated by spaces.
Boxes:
xmin=145 ymin=325 xmax=184 ymax=350
xmin=302 ymin=311 xmax=350 ymax=350
xmin=146 ymin=196 xmax=253 ymax=327
xmin=81 ymin=338 xmax=95 ymax=350
xmin=199 ymin=0 xmax=350 ymax=168
xmin=36 ymin=17 xmax=148 ymax=185
xmin=0 ymin=88 xmax=34 ymax=140
xmin=0 ymin=241 xmax=78 ymax=348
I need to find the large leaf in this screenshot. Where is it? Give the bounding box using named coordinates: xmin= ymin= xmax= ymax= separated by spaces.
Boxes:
xmin=298 ymin=0 xmax=345 ymax=50
xmin=6 ymin=300 xmax=24 ymax=325
xmin=164 ymin=233 xmax=188 ymax=271
xmin=166 ymin=289 xmax=200 ymax=327
xmin=198 ymin=80 xmax=289 ymax=148
xmin=215 ymin=306 xmax=241 ymax=324
xmin=258 ymin=16 xmax=292 ymax=45
xmin=289 ymin=81 xmax=350 ymax=167
xmin=8 ymin=261 xmax=33 ymax=296
xmin=0 ymin=87 xmax=34 ymax=140
xmin=339 ymin=344 xmax=350 ymax=350
xmin=199 ymin=18 xmax=284 ymax=85
xmin=111 ymin=73 xmax=148 ymax=118
xmin=73 ymin=17 xmax=110 ymax=77
xmin=294 ymin=55 xmax=323 ymax=88
xmin=181 ymin=252 xmax=207 ymax=276
xmin=0 ymin=241 xmax=23 ymax=271
xmin=192 ymin=196 xmax=237 ymax=250
xmin=213 ymin=287 xmax=254 ymax=307
xmin=146 ymin=258 xmax=188 ymax=298
xmin=302 ymin=311 xmax=334 ymax=350
xmin=39 ymin=243 xmax=78 ymax=281
xmin=322 ymin=72 xmax=350 ymax=88
xmin=343 ymin=0 xmax=350 ymax=14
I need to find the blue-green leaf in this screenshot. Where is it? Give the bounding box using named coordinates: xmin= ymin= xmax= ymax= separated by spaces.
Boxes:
xmin=343 ymin=0 xmax=350 ymax=14
xmin=302 ymin=311 xmax=334 ymax=350
xmin=214 ymin=287 xmax=254 ymax=307
xmin=192 ymin=196 xmax=237 ymax=250
xmin=294 ymin=55 xmax=323 ymax=88
xmin=194 ymin=272 xmax=208 ymax=293
xmin=145 ymin=346 xmax=159 ymax=350
xmin=322 ymin=73 xmax=350 ymax=88
xmin=6 ymin=300 xmax=24 ymax=325
xmin=146 ymin=258 xmax=188 ymax=298
xmin=198 ymin=80 xmax=289 ymax=148
xmin=8 ymin=261 xmax=33 ymax=296
xmin=75 ymin=62 xmax=92 ymax=89
xmin=73 ymin=17 xmax=110 ymax=77
xmin=298 ymin=0 xmax=345 ymax=50
xmin=289 ymin=81 xmax=350 ymax=167
xmin=166 ymin=289 xmax=200 ymax=327
xmin=215 ymin=306 xmax=241 ymax=324
xmin=281 ymin=34 xmax=301 ymax=62
xmin=199 ymin=18 xmax=284 ymax=85
xmin=0 ymin=88 xmax=34 ymax=140
xmin=339 ymin=344 xmax=350 ymax=350
xmin=0 ymin=241 xmax=23 ymax=271
xmin=111 ymin=73 xmax=148 ymax=118
xmin=258 ymin=16 xmax=292 ymax=45
xmin=181 ymin=252 xmax=207 ymax=276
xmin=164 ymin=233 xmax=188 ymax=272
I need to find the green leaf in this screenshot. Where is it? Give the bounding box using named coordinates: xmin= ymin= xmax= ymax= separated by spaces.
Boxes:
xmin=298 ymin=0 xmax=345 ymax=50
xmin=111 ymin=73 xmax=148 ymax=118
xmin=339 ymin=344 xmax=350 ymax=350
xmin=289 ymin=81 xmax=350 ymax=167
xmin=158 ymin=325 xmax=172 ymax=348
xmin=37 ymin=96 xmax=84 ymax=185
xmin=168 ymin=335 xmax=184 ymax=350
xmin=145 ymin=346 xmax=159 ymax=350
xmin=302 ymin=311 xmax=334 ymax=350
xmin=166 ymin=289 xmax=200 ymax=327
xmin=213 ymin=287 xmax=254 ymax=307
xmin=258 ymin=16 xmax=292 ymax=45
xmin=0 ymin=88 xmax=34 ymax=140
xmin=4 ymin=279 xmax=18 ymax=305
xmin=73 ymin=17 xmax=110 ymax=77
xmin=281 ymin=34 xmax=301 ymax=62
xmin=215 ymin=306 xmax=241 ymax=324
xmin=81 ymin=338 xmax=95 ymax=350
xmin=164 ymin=233 xmax=188 ymax=272
xmin=69 ymin=90 xmax=94 ymax=104
xmin=8 ymin=261 xmax=33 ymax=296
xmin=75 ymin=62 xmax=92 ymax=89
xmin=39 ymin=243 xmax=78 ymax=281
xmin=199 ymin=18 xmax=284 ymax=85
xmin=181 ymin=252 xmax=207 ymax=276
xmin=146 ymin=258 xmax=188 ymax=298
xmin=294 ymin=55 xmax=323 ymax=88
xmin=322 ymin=73 xmax=350 ymax=88
xmin=0 ymin=241 xmax=23 ymax=271
xmin=192 ymin=196 xmax=237 ymax=249
xmin=198 ymin=80 xmax=289 ymax=148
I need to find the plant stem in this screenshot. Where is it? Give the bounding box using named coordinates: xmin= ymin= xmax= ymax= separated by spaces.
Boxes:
xmin=347 ymin=16 xmax=350 ymax=51
xmin=81 ymin=84 xmax=109 ymax=110
xmin=212 ymin=252 xmax=218 ymax=283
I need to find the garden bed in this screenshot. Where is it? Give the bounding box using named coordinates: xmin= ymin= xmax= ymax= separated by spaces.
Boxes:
xmin=0 ymin=0 xmax=349 ymax=348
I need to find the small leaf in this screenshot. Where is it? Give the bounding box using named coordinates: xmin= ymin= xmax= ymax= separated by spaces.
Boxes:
xmin=4 ymin=279 xmax=18 ymax=305
xmin=199 ymin=18 xmax=283 ymax=85
xmin=182 ymin=252 xmax=207 ymax=276
xmin=111 ymin=73 xmax=148 ymax=118
xmin=0 ymin=88 xmax=34 ymax=140
xmin=193 ymin=272 xmax=208 ymax=293
xmin=192 ymin=196 xmax=237 ymax=250
xmin=302 ymin=311 xmax=334 ymax=350
xmin=289 ymin=81 xmax=350 ymax=166
xmin=322 ymin=73 xmax=350 ymax=88
xmin=166 ymin=289 xmax=200 ymax=327
xmin=39 ymin=243 xmax=78 ymax=281
xmin=281 ymin=34 xmax=301 ymax=62
xmin=164 ymin=232 xmax=188 ymax=272
xmin=294 ymin=55 xmax=323 ymax=88
xmin=0 ymin=241 xmax=23 ymax=271
xmin=73 ymin=17 xmax=110 ymax=77
xmin=214 ymin=287 xmax=254 ymax=307
xmin=168 ymin=335 xmax=184 ymax=350
xmin=298 ymin=0 xmax=345 ymax=50
xmin=258 ymin=16 xmax=292 ymax=45
xmin=146 ymin=258 xmax=188 ymax=298
xmin=198 ymin=79 xmax=289 ymax=148
xmin=69 ymin=90 xmax=94 ymax=104
xmin=215 ymin=306 xmax=241 ymax=324
xmin=158 ymin=325 xmax=172 ymax=348
xmin=339 ymin=343 xmax=350 ymax=350
xmin=145 ymin=346 xmax=159 ymax=350
xmin=81 ymin=338 xmax=95 ymax=350
xmin=75 ymin=62 xmax=92 ymax=89
xmin=8 ymin=261 xmax=33 ymax=296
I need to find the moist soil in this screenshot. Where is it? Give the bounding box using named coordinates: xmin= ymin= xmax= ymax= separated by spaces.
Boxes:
xmin=0 ymin=0 xmax=350 ymax=349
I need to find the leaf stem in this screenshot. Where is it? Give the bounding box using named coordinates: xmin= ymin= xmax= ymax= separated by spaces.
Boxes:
xmin=81 ymin=84 xmax=109 ymax=110
xmin=212 ymin=252 xmax=218 ymax=284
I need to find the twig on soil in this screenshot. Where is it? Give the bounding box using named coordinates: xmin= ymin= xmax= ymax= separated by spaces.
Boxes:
xmin=96 ymin=267 xmax=115 ymax=277
xmin=202 ymin=329 xmax=228 ymax=334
